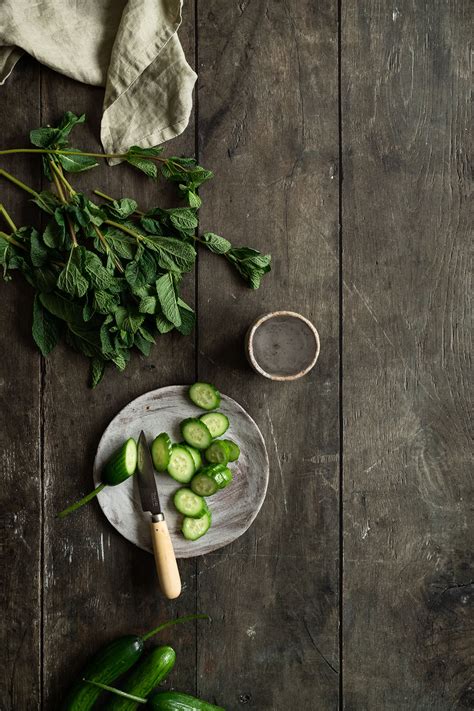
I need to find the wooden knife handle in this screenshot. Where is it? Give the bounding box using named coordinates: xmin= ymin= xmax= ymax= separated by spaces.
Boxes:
xmin=150 ymin=518 xmax=181 ymax=599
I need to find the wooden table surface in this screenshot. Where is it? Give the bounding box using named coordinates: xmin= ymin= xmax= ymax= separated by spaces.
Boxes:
xmin=1 ymin=2 xmax=471 ymax=710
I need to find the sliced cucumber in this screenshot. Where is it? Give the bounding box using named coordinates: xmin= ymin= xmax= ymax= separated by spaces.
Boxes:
xmin=191 ymin=465 xmax=233 ymax=496
xmin=199 ymin=412 xmax=229 ymax=438
xmin=151 ymin=432 xmax=172 ymax=472
xmin=182 ymin=510 xmax=212 ymax=541
xmin=188 ymin=382 xmax=221 ymax=410
xmin=182 ymin=444 xmax=203 ymax=472
xmin=190 ymin=472 xmax=218 ymax=496
xmin=180 ymin=418 xmax=212 ymax=450
xmin=223 ymin=439 xmax=240 ymax=462
xmin=173 ymin=488 xmax=207 ymax=518
xmin=103 ymin=438 xmax=137 ymax=486
xmin=204 ymin=440 xmax=229 ymax=465
xmin=167 ymin=445 xmax=195 ymax=483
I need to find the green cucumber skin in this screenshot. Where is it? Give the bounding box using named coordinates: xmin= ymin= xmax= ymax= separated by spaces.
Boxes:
xmin=204 ymin=441 xmax=229 ymax=465
xmin=222 ymin=439 xmax=240 ymax=462
xmin=149 ymin=691 xmax=225 ymax=710
xmin=103 ymin=439 xmax=137 ymax=486
xmin=104 ymin=646 xmax=176 ymax=711
xmin=62 ymin=636 xmax=144 ymax=711
xmin=151 ymin=433 xmax=172 ymax=472
xmin=188 ymin=382 xmax=221 ymax=411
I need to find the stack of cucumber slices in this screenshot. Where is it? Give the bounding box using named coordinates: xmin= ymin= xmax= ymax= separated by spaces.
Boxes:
xmin=151 ymin=382 xmax=240 ymax=542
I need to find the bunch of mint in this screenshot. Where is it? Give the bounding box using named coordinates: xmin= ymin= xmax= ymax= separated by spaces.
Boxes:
xmin=0 ymin=112 xmax=271 ymax=386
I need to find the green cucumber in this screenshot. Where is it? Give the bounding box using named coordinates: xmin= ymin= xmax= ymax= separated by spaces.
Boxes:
xmin=151 ymin=433 xmax=172 ymax=472
xmin=103 ymin=439 xmax=138 ymax=485
xmin=61 ymin=615 xmax=208 ymax=711
xmin=204 ymin=441 xmax=229 ymax=466
xmin=61 ymin=636 xmax=144 ymax=710
xmin=167 ymin=445 xmax=195 ymax=483
xmin=182 ymin=510 xmax=212 ymax=541
xmin=104 ymin=646 xmax=176 ymax=710
xmin=180 ymin=418 xmax=213 ymax=450
xmin=149 ymin=691 xmax=225 ymax=710
xmin=188 ymin=382 xmax=221 ymax=410
xmin=173 ymin=488 xmax=207 ymax=518
xmin=182 ymin=444 xmax=203 ymax=471
xmin=58 ymin=438 xmax=137 ymax=518
xmin=222 ymin=439 xmax=240 ymax=462
xmin=191 ymin=465 xmax=233 ymax=497
xmin=199 ymin=412 xmax=229 ymax=438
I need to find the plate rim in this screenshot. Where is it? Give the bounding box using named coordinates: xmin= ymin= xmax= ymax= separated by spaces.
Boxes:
xmin=93 ymin=384 xmax=270 ymax=558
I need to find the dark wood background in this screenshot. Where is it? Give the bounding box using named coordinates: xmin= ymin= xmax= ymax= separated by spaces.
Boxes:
xmin=1 ymin=1 xmax=472 ymax=709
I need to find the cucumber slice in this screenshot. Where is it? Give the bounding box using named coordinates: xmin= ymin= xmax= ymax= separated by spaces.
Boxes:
xmin=182 ymin=444 xmax=203 ymax=472
xmin=180 ymin=418 xmax=212 ymax=450
xmin=205 ymin=440 xmax=230 ymax=465
xmin=199 ymin=412 xmax=229 ymax=438
xmin=173 ymin=488 xmax=207 ymax=518
xmin=188 ymin=382 xmax=221 ymax=410
xmin=167 ymin=445 xmax=196 ymax=483
xmin=222 ymin=439 xmax=240 ymax=462
xmin=151 ymin=432 xmax=172 ymax=472
xmin=182 ymin=511 xmax=212 ymax=540
xmin=103 ymin=438 xmax=137 ymax=486
xmin=190 ymin=472 xmax=218 ymax=496
xmin=191 ymin=465 xmax=233 ymax=496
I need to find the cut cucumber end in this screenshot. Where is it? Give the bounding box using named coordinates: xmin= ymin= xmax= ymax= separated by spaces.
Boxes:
xmin=199 ymin=412 xmax=229 ymax=438
xmin=103 ymin=438 xmax=137 ymax=486
xmin=180 ymin=418 xmax=213 ymax=450
xmin=223 ymin=439 xmax=240 ymax=462
xmin=151 ymin=432 xmax=172 ymax=472
xmin=182 ymin=511 xmax=212 ymax=540
xmin=188 ymin=382 xmax=221 ymax=410
xmin=167 ymin=445 xmax=196 ymax=483
xmin=174 ymin=488 xmax=207 ymax=518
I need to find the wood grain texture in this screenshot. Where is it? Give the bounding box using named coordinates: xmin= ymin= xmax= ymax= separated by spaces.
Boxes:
xmin=93 ymin=386 xmax=269 ymax=558
xmin=0 ymin=57 xmax=42 ymax=711
xmin=196 ymin=1 xmax=340 ymax=708
xmin=342 ymin=1 xmax=473 ymax=708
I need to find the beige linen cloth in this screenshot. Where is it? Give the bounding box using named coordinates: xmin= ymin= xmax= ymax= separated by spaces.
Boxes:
xmin=0 ymin=0 xmax=196 ymax=155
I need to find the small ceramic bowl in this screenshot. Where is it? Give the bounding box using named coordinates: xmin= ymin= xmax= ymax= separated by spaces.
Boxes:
xmin=245 ymin=310 xmax=320 ymax=381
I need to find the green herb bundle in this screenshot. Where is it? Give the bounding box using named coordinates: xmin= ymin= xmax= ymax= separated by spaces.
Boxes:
xmin=0 ymin=112 xmax=271 ymax=386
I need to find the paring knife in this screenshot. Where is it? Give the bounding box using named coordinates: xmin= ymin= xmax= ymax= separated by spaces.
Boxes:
xmin=137 ymin=430 xmax=181 ymax=599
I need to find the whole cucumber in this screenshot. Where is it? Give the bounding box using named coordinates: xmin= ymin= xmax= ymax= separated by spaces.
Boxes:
xmin=148 ymin=690 xmax=225 ymax=710
xmin=104 ymin=646 xmax=176 ymax=710
xmin=61 ymin=636 xmax=144 ymax=711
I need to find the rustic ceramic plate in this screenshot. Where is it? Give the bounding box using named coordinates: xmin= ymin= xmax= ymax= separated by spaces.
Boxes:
xmin=93 ymin=385 xmax=269 ymax=558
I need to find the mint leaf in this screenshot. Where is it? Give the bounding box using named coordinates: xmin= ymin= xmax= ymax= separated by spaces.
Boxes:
xmin=57 ymin=254 xmax=89 ymax=298
xmin=57 ymin=151 xmax=98 ymax=173
xmin=90 ymin=358 xmax=106 ymax=388
xmin=155 ymin=273 xmax=181 ymax=327
xmin=201 ymin=232 xmax=231 ymax=255
xmin=139 ymin=295 xmax=157 ymax=314
xmin=30 ymin=229 xmax=48 ymax=267
xmin=32 ymin=294 xmax=61 ymax=355
xmin=155 ymin=312 xmax=175 ymax=334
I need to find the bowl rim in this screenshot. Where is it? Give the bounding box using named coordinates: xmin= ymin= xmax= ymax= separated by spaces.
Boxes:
xmin=246 ymin=310 xmax=321 ymax=381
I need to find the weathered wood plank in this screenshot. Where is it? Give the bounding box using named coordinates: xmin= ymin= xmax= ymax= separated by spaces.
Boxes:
xmin=0 ymin=57 xmax=42 ymax=711
xmin=342 ymin=1 xmax=472 ymax=708
xmin=196 ymin=1 xmax=340 ymax=708
xmin=38 ymin=7 xmax=199 ymax=705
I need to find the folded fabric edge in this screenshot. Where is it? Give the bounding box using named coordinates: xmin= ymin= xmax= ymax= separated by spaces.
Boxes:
xmin=0 ymin=47 xmax=24 ymax=85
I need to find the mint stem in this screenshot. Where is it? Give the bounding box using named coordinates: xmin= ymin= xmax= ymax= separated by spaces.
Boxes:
xmin=141 ymin=613 xmax=210 ymax=642
xmin=57 ymin=483 xmax=106 ymax=518
xmin=105 ymin=218 xmax=143 ymax=243
xmin=0 ymin=230 xmax=26 ymax=251
xmin=0 ymin=167 xmax=40 ymax=198
xmin=0 ymin=203 xmax=17 ymax=232
xmin=83 ymin=680 xmax=147 ymax=704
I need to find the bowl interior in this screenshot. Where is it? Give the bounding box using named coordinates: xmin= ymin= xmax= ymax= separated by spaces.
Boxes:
xmin=250 ymin=313 xmax=319 ymax=379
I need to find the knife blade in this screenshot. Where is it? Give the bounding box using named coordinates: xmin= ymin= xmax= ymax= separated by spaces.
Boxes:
xmin=137 ymin=430 xmax=162 ymax=515
xmin=137 ymin=430 xmax=181 ymax=599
